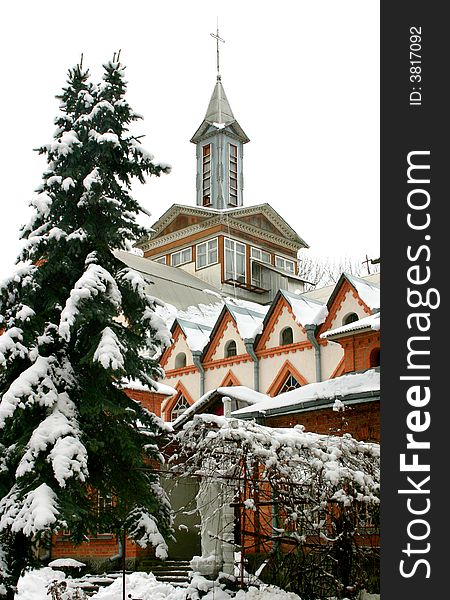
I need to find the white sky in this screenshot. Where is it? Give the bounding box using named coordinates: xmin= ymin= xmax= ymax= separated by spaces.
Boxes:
xmin=0 ymin=0 xmax=379 ymax=280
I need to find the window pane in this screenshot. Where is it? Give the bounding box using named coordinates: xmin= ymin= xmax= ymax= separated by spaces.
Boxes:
xmin=236 ymin=253 xmax=245 ymax=281
xmin=225 ymin=248 xmax=234 ymax=279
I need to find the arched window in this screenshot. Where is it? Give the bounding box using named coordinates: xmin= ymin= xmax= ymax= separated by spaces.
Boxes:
xmin=171 ymin=395 xmax=189 ymax=421
xmin=370 ymin=347 xmax=380 ymax=368
xmin=279 ymin=373 xmax=301 ymax=394
xmin=343 ymin=312 xmax=359 ymax=326
xmin=225 ymin=340 xmax=237 ymax=358
xmin=280 ymin=327 xmax=294 ymax=346
xmin=175 ymin=352 xmax=187 ymax=369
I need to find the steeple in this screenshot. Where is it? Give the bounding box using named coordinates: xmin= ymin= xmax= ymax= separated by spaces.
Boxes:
xmin=191 ymin=27 xmax=249 ymax=210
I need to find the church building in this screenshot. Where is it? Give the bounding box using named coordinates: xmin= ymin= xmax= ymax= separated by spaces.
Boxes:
xmin=50 ymin=47 xmax=380 ymax=572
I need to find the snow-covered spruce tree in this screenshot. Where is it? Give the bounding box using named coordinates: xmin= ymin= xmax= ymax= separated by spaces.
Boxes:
xmin=0 ymin=60 xmax=173 ymax=598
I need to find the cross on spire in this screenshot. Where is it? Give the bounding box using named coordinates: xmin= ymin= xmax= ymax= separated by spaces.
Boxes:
xmin=210 ymin=20 xmax=225 ymax=79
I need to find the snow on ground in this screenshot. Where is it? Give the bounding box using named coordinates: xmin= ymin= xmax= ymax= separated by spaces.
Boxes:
xmin=15 ymin=569 xmax=305 ymax=600
xmin=15 ymin=568 xmax=380 ymax=600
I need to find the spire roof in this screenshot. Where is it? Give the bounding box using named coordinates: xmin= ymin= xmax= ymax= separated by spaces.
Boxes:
xmin=191 ymin=77 xmax=249 ymax=144
xmin=204 ymin=76 xmax=235 ymax=125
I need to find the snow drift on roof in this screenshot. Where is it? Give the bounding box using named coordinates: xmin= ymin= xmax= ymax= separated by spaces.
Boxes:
xmin=225 ymin=300 xmax=269 ymax=340
xmin=172 ymin=385 xmax=268 ymax=427
xmin=120 ymin=378 xmax=176 ymax=396
xmin=232 ymin=369 xmax=380 ymax=416
xmin=321 ymin=312 xmax=380 ymax=339
xmin=346 ymin=273 xmax=380 ymax=310
xmin=281 ymin=290 xmax=328 ymax=326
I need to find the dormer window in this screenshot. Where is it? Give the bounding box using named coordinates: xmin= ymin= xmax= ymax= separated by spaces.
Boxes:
xmin=228 ymin=144 xmax=238 ymax=206
xmin=175 ymin=352 xmax=187 ymax=369
xmin=343 ymin=312 xmax=359 ymax=326
xmin=225 ymin=340 xmax=237 ymax=358
xmin=280 ymin=327 xmax=294 ymax=346
xmin=202 ymin=144 xmax=211 ymax=206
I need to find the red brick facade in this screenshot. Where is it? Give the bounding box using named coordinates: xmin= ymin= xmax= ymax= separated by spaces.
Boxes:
xmin=266 ymin=400 xmax=380 ymax=442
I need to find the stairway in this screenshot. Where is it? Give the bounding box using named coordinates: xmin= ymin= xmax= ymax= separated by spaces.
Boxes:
xmin=139 ymin=559 xmax=192 ymax=587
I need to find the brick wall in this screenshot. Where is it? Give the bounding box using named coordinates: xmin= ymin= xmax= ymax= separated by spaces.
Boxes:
xmin=123 ymin=388 xmax=166 ymax=417
xmin=51 ymin=533 xmax=150 ymax=561
xmin=266 ymin=400 xmax=380 ymax=442
xmin=339 ymin=331 xmax=380 ymax=374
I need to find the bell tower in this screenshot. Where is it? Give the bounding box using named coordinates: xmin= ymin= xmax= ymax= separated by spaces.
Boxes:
xmin=190 ymin=28 xmax=249 ymax=210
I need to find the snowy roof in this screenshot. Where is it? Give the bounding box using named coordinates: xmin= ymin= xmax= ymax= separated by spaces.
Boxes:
xmin=114 ymin=250 xmax=225 ymax=309
xmin=177 ymin=318 xmax=214 ymax=353
xmin=232 ymin=369 xmax=380 ymax=418
xmin=321 ymin=312 xmax=381 ymax=339
xmin=302 ymin=272 xmax=380 ymax=304
xmin=172 ymin=385 xmax=268 ymax=429
xmin=190 ymin=77 xmax=250 ymax=144
xmin=225 ymin=300 xmax=269 ymax=340
xmin=280 ymin=290 xmax=328 ymax=326
xmin=345 ymin=273 xmax=380 ymax=310
xmin=121 ymin=378 xmax=176 ymax=396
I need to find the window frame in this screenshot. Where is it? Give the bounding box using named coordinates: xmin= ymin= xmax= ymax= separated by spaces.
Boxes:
xmin=224 ymin=237 xmax=246 ymax=284
xmin=171 ymin=395 xmax=190 ymax=421
xmin=228 ymin=143 xmax=238 ymax=206
xmin=196 ymin=237 xmax=219 ymax=270
xmin=153 ymin=256 xmax=167 ymax=265
xmin=202 ymin=144 xmax=212 ymax=206
xmin=275 ymin=255 xmax=296 ymax=274
xmin=279 ymin=373 xmax=301 ymax=394
xmin=250 ymin=246 xmax=272 ymax=288
xmin=280 ymin=326 xmax=294 ymax=346
xmin=170 ymin=247 xmax=193 ymax=267
xmin=225 ymin=339 xmax=238 ymax=359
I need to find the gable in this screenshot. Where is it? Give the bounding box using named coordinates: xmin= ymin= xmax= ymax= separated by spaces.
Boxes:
xmin=318 ymin=279 xmax=372 ymax=337
xmin=239 ymin=213 xmax=286 ymax=237
xmin=263 ymin=304 xmax=308 ymax=350
xmin=203 ymin=312 xmax=246 ymax=363
xmin=156 ymin=213 xmax=211 ymax=238
xmin=160 ymin=325 xmax=193 ymax=370
xmin=256 ymin=295 xmax=307 ymax=352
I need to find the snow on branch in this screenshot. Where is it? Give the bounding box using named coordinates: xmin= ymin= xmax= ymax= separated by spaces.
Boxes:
xmin=59 ymin=263 xmax=122 ymax=341
xmin=0 ymin=484 xmax=60 ymax=537
xmin=93 ymin=326 xmax=125 ymax=371
xmin=125 ymin=507 xmax=168 ymax=560
xmin=0 ymin=356 xmax=58 ymax=428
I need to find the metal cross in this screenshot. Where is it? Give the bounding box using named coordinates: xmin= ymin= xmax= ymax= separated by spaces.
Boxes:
xmin=210 ymin=21 xmax=225 ymax=78
xmin=362 ymin=254 xmax=372 ymax=274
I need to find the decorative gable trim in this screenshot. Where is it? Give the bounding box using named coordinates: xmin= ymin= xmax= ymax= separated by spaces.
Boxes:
xmin=202 ymin=310 xmax=239 ymax=364
xmin=317 ymin=278 xmax=372 ymax=338
xmin=329 ymin=357 xmax=345 ymax=379
xmin=161 ymin=381 xmax=194 ymax=422
xmin=266 ymin=360 xmax=309 ymax=397
xmin=137 ymin=204 xmax=306 ymax=253
xmin=219 ymin=370 xmax=241 ymax=387
xmin=255 ymin=294 xmax=306 ymax=352
xmin=159 ymin=323 xmax=184 ymax=368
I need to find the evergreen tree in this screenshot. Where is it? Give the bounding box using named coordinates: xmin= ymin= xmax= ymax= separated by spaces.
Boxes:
xmin=0 ymin=59 xmax=173 ymax=598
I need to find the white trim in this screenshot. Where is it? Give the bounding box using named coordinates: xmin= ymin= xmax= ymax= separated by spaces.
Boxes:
xmin=195 ymin=237 xmax=219 ymax=270
xmin=224 ymin=236 xmax=247 ymax=283
xmin=171 ymin=247 xmax=193 ymax=267
xmin=275 ymin=255 xmax=296 ymax=274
